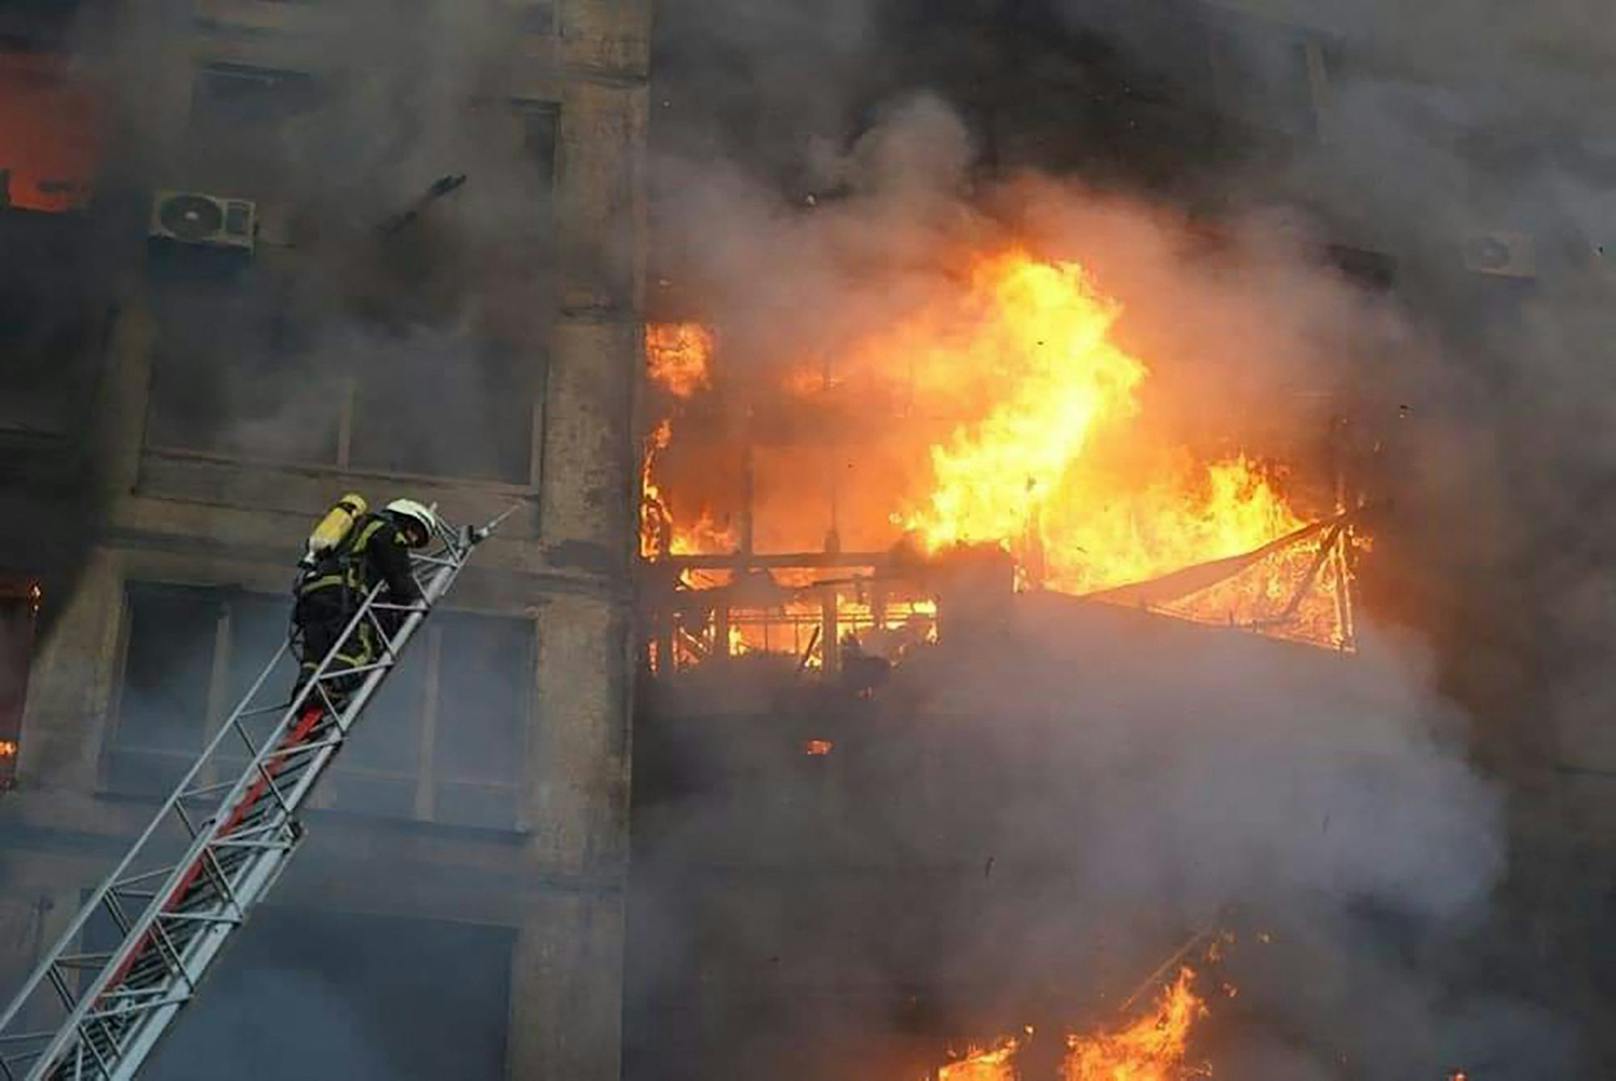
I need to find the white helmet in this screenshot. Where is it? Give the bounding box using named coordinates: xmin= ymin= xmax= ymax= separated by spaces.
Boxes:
xmin=384 ymin=499 xmax=439 ymax=546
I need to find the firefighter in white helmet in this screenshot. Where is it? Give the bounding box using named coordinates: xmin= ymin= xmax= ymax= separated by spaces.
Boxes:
xmin=291 ymin=497 xmax=439 ymax=697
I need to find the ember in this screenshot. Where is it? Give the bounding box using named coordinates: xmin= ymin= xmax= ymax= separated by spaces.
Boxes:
xmin=802 ymin=738 xmax=834 ymax=756
xmin=0 ymin=740 xmax=16 ymax=759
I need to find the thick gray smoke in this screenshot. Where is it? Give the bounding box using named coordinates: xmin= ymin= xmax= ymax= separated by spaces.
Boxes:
xmin=638 ymin=0 xmax=1606 ymax=1077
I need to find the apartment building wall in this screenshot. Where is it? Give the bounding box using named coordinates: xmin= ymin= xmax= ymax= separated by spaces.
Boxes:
xmin=0 ymin=2 xmax=650 ymax=1078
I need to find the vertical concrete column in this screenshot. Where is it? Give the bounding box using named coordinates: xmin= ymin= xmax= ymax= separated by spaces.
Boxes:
xmin=528 ymin=592 xmax=631 ymax=872
xmin=540 ymin=318 xmax=638 ymax=576
xmin=17 ymin=549 xmax=124 ymax=793
xmin=507 ymin=890 xmax=627 ymax=1081
xmin=93 ymin=301 xmax=156 ymax=502
xmin=514 ymin=8 xmax=650 ymax=1079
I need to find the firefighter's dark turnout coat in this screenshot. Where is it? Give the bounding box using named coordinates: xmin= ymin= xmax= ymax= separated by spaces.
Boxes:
xmin=293 ymin=513 xmax=423 ymax=692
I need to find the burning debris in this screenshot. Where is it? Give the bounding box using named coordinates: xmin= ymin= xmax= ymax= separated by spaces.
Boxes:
xmin=640 ymin=246 xmax=1362 ymax=673
xmin=926 ymin=966 xmax=1210 ymax=1081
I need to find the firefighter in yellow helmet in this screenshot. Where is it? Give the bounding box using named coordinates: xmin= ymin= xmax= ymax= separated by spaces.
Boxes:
xmin=291 ymin=498 xmax=438 ymax=701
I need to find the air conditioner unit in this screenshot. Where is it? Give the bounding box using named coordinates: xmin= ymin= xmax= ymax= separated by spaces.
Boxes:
xmin=149 ymin=190 xmax=256 ymax=254
xmin=1461 ymin=230 xmax=1534 ymax=278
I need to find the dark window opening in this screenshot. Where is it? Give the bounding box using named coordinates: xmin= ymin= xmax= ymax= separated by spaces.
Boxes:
xmin=345 ymin=336 xmax=535 ymax=483
xmin=186 ymin=63 xmax=328 ymax=199
xmin=145 ymin=281 xmax=343 ymax=465
xmin=148 ymin=77 xmax=552 ymax=485
xmin=0 ymin=580 xmax=39 ymax=791
xmin=108 ymin=583 xmax=530 ymax=829
xmin=84 ymin=906 xmax=512 ymax=1081
xmin=146 ymin=283 xmax=538 ymax=483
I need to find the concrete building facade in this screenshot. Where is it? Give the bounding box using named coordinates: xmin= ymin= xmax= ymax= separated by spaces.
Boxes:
xmin=0 ymin=2 xmax=650 ymax=1078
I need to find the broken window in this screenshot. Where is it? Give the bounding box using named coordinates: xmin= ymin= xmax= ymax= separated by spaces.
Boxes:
xmin=107 ymin=582 xmax=530 ymax=830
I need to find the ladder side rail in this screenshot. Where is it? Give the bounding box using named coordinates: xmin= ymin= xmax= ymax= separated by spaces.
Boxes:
xmin=14 ymin=581 xmax=395 ymax=1080
xmin=102 ymin=550 xmax=470 ymax=1081
xmin=0 ymin=638 xmax=294 ymax=1047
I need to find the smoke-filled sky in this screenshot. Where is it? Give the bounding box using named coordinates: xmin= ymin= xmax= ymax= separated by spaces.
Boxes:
xmin=639 ymin=0 xmax=1616 ymax=1077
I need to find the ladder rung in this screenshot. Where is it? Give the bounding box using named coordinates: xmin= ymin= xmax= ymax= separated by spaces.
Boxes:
xmin=312 ymin=658 xmax=394 ymax=682
xmin=111 ymin=865 xmax=179 ymax=889
xmin=177 ymin=778 xmax=241 ymax=802
xmin=261 ymin=737 xmax=343 ymax=762
xmin=94 ymin=987 xmax=167 ymax=1004
xmin=235 ymin=702 xmax=291 ymax=719
xmin=157 ymin=911 xmax=241 ymax=928
xmin=52 ymin=954 xmax=113 ymax=971
xmin=81 ymin=991 xmax=190 ymax=1026
xmin=210 ymin=837 xmax=294 ymax=852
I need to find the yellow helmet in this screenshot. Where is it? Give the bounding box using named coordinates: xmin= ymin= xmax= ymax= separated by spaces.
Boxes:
xmin=384 ymin=499 xmax=439 ymax=546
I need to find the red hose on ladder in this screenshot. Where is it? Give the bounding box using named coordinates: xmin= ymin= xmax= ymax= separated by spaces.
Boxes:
xmin=94 ymin=703 xmax=327 ymax=1003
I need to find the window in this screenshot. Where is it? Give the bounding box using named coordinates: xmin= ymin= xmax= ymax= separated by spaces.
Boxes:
xmin=186 ymin=63 xmax=328 ymax=198
xmin=0 ymin=580 xmax=39 ymax=791
xmin=86 ymin=906 xmax=512 ymax=1081
xmin=147 ymin=84 xmax=552 ymax=484
xmin=344 ymin=336 xmax=535 ymax=483
xmin=108 ymin=583 xmax=531 ymax=830
xmin=145 ymin=282 xmax=345 ymax=465
xmin=323 ymin=611 xmax=529 ymax=829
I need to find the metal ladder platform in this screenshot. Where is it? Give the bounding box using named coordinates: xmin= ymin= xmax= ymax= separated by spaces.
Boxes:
xmin=0 ymin=509 xmax=505 ymax=1081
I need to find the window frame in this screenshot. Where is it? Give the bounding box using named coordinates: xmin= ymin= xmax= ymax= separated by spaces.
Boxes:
xmin=103 ymin=581 xmax=532 ymax=831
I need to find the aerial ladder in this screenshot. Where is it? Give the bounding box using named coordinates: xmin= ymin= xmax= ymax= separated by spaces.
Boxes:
xmin=0 ymin=506 xmax=509 ymax=1081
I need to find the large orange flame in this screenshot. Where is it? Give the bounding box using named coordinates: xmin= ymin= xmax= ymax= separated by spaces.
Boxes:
xmin=874 ymin=250 xmax=1308 ymax=594
xmin=918 ymin=967 xmax=1211 ymax=1081
xmin=893 ymin=252 xmax=1147 ymax=552
xmin=641 ymin=245 xmax=1356 ymax=663
xmin=1062 ymin=967 xmax=1208 ymax=1081
xmin=646 ymin=321 xmax=715 ymax=399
